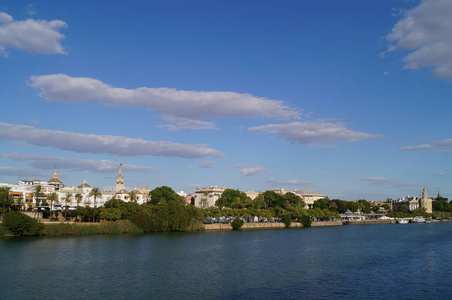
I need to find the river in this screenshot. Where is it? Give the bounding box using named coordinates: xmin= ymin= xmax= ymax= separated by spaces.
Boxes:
xmin=1 ymin=222 xmax=451 ymax=299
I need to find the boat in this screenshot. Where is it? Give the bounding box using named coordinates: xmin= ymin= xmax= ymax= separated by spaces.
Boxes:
xmin=424 ymin=219 xmax=434 ymax=223
xmin=411 ymin=217 xmax=425 ymax=223
xmin=397 ymin=219 xmax=409 ymax=224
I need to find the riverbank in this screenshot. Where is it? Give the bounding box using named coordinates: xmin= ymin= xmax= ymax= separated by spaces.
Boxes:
xmin=204 ymin=221 xmax=343 ymax=231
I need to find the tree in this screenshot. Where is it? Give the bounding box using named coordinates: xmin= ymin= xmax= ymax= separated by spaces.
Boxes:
xmin=215 ymin=189 xmax=251 ymax=209
xmin=32 ymin=185 xmax=44 ymax=208
xmin=282 ymin=213 xmax=292 ymax=228
xmin=128 ymin=190 xmax=138 ymax=203
xmin=88 ymin=188 xmax=102 ymax=222
xmin=64 ymin=193 xmax=73 ymax=220
xmin=0 ymin=187 xmax=14 ymax=217
xmin=282 ymin=192 xmax=305 ymax=208
xmin=357 ymin=199 xmax=371 ymax=213
xmin=99 ymin=207 xmax=122 ymax=221
xmin=231 ymin=217 xmax=244 ymax=230
xmin=2 ymin=211 xmax=44 ymax=236
xmin=148 ymin=186 xmax=183 ymax=205
xmin=313 ymin=197 xmax=331 ymax=210
xmin=74 ymin=193 xmax=83 ymax=206
xmin=47 ymin=192 xmax=58 ymax=213
xmin=15 ymin=196 xmax=24 ymax=212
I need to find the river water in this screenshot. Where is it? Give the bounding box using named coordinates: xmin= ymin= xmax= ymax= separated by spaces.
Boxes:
xmin=1 ymin=222 xmax=451 ymax=299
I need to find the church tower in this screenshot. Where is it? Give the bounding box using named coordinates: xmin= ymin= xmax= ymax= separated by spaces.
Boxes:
xmin=420 ymin=187 xmax=433 ymax=214
xmin=48 ymin=167 xmax=63 ymax=191
xmin=115 ymin=164 xmax=124 ymax=192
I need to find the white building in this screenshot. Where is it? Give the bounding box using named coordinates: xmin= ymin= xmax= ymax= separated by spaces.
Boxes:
xmin=193 ymin=186 xmax=226 ymax=208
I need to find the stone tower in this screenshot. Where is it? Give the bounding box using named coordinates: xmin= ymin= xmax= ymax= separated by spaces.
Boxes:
xmin=115 ymin=164 xmax=124 ymax=192
xmin=420 ymin=187 xmax=433 ymax=214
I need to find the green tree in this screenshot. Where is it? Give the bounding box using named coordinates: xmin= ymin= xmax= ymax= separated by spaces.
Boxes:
xmin=231 ymin=217 xmax=244 ymax=230
xmin=128 ymin=190 xmax=138 ymax=203
xmin=64 ymin=193 xmax=73 ymax=220
xmin=88 ymin=188 xmax=102 ymax=222
xmin=47 ymin=192 xmax=58 ymax=214
xmin=313 ymin=197 xmax=331 ymax=210
xmin=15 ymin=196 xmax=24 ymax=212
xmin=357 ymin=199 xmax=371 ymax=213
xmin=32 ymin=185 xmax=44 ymax=208
xmin=282 ymin=192 xmax=304 ymax=208
xmin=99 ymin=207 xmax=122 ymax=221
xmin=282 ymin=213 xmax=292 ymax=228
xmin=0 ymin=187 xmax=14 ymax=217
xmin=2 ymin=211 xmax=44 ymax=236
xmin=74 ymin=193 xmax=83 ymax=206
xmin=215 ymin=189 xmax=251 ymax=209
xmin=148 ymin=186 xmax=182 ymax=205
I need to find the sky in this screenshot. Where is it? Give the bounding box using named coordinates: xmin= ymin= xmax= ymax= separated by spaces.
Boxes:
xmin=0 ymin=0 xmax=451 ymax=201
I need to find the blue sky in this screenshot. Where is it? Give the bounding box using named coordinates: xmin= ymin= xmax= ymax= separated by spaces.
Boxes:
xmin=1 ymin=0 xmax=451 ymax=200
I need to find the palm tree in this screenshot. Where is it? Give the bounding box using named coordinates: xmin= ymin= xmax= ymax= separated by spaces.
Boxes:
xmin=88 ymin=188 xmax=102 ymax=222
xmin=75 ymin=193 xmax=83 ymax=207
xmin=74 ymin=193 xmax=83 ymax=222
xmin=64 ymin=193 xmax=73 ymax=220
xmin=0 ymin=187 xmax=13 ymax=219
xmin=128 ymin=190 xmax=138 ymax=203
xmin=1 ymin=186 xmax=11 ymax=209
xmin=32 ymin=185 xmax=43 ymax=219
xmin=15 ymin=196 xmax=24 ymax=212
xmin=47 ymin=192 xmax=58 ymax=213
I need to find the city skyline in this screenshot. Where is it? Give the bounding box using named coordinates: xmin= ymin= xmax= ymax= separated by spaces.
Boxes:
xmin=1 ymin=0 xmax=451 ymax=200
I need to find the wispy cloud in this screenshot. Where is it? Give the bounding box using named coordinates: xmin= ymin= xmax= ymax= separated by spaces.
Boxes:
xmin=399 ymin=138 xmax=452 ymax=152
xmin=0 ymin=122 xmax=224 ymax=158
xmin=436 ymin=172 xmax=449 ymax=176
xmin=248 ymin=121 xmax=380 ymax=145
xmin=0 ymin=11 xmax=67 ymax=57
xmin=361 ymin=177 xmax=418 ymax=188
xmin=265 ymin=179 xmax=310 ymax=187
xmin=0 ymin=153 xmax=158 ymax=173
xmin=29 ymin=74 xmax=300 ymax=130
xmin=198 ymin=161 xmax=216 ymax=168
xmin=228 ymin=164 xmax=267 ymax=176
xmin=387 ymin=0 xmax=452 ymax=79
xmin=0 ymin=167 xmax=49 ymax=178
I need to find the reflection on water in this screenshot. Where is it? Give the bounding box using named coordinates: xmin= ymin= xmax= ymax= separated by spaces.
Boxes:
xmin=1 ymin=223 xmax=452 ymax=299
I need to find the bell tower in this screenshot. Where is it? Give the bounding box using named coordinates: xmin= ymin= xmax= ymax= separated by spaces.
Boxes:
xmin=115 ymin=164 xmax=124 ymax=192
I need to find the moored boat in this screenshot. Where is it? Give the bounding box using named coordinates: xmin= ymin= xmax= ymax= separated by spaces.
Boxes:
xmin=397 ymin=219 xmax=409 ymax=224
xmin=411 ymin=216 xmax=425 ymax=223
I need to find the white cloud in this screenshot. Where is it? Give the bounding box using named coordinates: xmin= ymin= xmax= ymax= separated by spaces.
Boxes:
xmin=0 ymin=122 xmax=224 ymax=158
xmin=0 ymin=11 xmax=67 ymax=57
xmin=387 ymin=0 xmax=452 ymax=79
xmin=198 ymin=161 xmax=216 ymax=168
xmin=399 ymin=138 xmax=452 ymax=152
xmin=158 ymin=116 xmax=217 ymax=131
xmin=0 ymin=153 xmax=158 ymax=173
xmin=228 ymin=164 xmax=267 ymax=176
xmin=29 ymin=74 xmax=300 ymax=129
xmin=361 ymin=177 xmax=418 ymax=188
xmin=248 ymin=121 xmax=380 ymax=145
xmin=265 ymin=179 xmax=310 ymax=187
xmin=436 ymin=172 xmax=449 ymax=176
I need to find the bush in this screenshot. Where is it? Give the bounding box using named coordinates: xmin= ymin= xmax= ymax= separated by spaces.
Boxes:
xmin=2 ymin=211 xmax=44 ymax=236
xmin=282 ymin=214 xmax=292 ymax=228
xmin=300 ymin=215 xmax=312 ymax=227
xmin=42 ymin=220 xmax=143 ymax=236
xmin=231 ymin=217 xmax=244 ymax=230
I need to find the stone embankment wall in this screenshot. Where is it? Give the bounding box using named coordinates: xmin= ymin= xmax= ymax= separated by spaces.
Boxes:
xmin=343 ymin=219 xmax=396 ymax=225
xmin=204 ymin=221 xmax=342 ymax=231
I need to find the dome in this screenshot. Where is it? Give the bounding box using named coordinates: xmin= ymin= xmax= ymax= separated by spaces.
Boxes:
xmin=77 ymin=180 xmax=92 ymax=189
